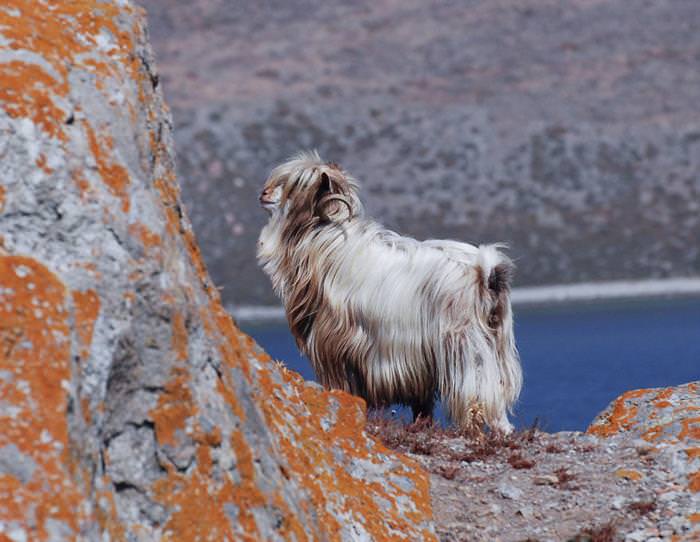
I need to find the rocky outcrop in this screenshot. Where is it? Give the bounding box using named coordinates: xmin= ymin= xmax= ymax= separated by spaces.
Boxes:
xmin=374 ymin=383 xmax=699 ymax=540
xmin=589 ymin=382 xmax=700 ymax=495
xmin=0 ymin=2 xmax=434 ymax=540
xmin=588 ymin=381 xmax=699 ymax=445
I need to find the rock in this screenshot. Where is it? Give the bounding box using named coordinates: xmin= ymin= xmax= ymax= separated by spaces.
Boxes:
xmin=0 ymin=2 xmax=434 ymax=540
xmin=611 ymin=496 xmax=625 ymax=510
xmin=516 ymin=505 xmax=534 ymax=520
xmin=588 ymin=382 xmax=700 ymax=445
xmin=533 ymin=474 xmax=558 ymax=486
xmin=588 ymin=382 xmax=700 ymax=499
xmin=625 ymin=529 xmax=652 ymax=542
xmin=497 ymin=481 xmax=522 ymax=500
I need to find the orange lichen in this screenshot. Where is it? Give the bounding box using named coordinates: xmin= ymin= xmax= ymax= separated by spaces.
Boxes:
xmin=150 ymin=367 xmax=195 ymax=447
xmin=73 ymin=170 xmax=91 ymax=196
xmin=0 ymin=60 xmax=69 ymax=141
xmin=686 ymin=448 xmax=700 ymax=460
xmin=689 ymin=471 xmax=700 ymax=492
xmin=0 ymin=255 xmax=91 ymax=539
xmin=587 ymin=388 xmax=648 ymax=437
xmin=689 ymin=512 xmax=700 ymax=523
xmin=678 ymin=416 xmax=700 ymax=442
xmin=128 ymin=222 xmax=163 ymax=251
xmin=85 ymin=123 xmax=131 ymax=212
xmin=152 ymin=438 xmax=264 ymax=542
xmin=654 ymin=387 xmax=674 ymax=401
xmin=615 ymin=469 xmax=643 ymax=481
xmin=35 ymin=154 xmax=54 ymax=174
xmin=0 ymin=0 xmax=135 ymax=142
xmin=72 ymin=288 xmax=100 ymax=361
xmin=654 ymin=400 xmax=672 ymax=409
xmin=0 ymin=184 xmax=5 ymax=212
xmin=171 ymin=312 xmax=189 ymax=362
xmin=249 ymin=350 xmax=434 ymax=540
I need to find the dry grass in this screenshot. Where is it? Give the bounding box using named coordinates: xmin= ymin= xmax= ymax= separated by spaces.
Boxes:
xmin=628 ymin=500 xmax=656 ymax=515
xmin=554 ymin=467 xmax=579 ymax=490
xmin=365 ymin=411 xmax=541 ymax=479
xmin=507 ymin=453 xmax=535 ymax=469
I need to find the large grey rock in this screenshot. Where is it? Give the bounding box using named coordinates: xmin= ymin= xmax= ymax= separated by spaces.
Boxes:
xmin=0 ymin=2 xmax=434 ymax=540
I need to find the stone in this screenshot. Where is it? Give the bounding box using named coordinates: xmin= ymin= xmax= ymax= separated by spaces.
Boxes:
xmin=0 ymin=2 xmax=434 ymax=540
xmin=611 ymin=496 xmax=625 ymax=510
xmin=589 ymin=383 xmax=700 ymax=498
xmin=533 ymin=474 xmax=558 ymax=486
xmin=0 ymin=444 xmax=37 ymax=485
xmin=497 ymin=482 xmax=522 ymax=500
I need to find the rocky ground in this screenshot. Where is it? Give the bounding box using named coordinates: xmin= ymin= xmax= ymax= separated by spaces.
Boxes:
xmin=368 ymin=382 xmax=700 ymax=541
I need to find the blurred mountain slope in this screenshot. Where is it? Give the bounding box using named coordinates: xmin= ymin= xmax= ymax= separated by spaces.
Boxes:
xmin=141 ymin=0 xmax=700 ymax=306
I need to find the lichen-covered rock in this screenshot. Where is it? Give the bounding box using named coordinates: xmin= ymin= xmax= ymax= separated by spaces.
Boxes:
xmin=588 ymin=382 xmax=699 ymax=445
xmin=588 ymin=382 xmax=700 ymax=498
xmin=0 ymin=2 xmax=434 ymax=540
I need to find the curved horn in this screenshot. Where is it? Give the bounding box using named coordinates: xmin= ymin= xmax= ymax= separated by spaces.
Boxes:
xmin=317 ymin=194 xmax=353 ymax=223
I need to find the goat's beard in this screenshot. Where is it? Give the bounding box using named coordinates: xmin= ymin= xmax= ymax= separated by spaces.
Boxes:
xmin=258 ymin=156 xmax=522 ymax=433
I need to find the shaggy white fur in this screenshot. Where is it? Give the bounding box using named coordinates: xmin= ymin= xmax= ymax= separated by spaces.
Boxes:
xmin=258 ymin=151 xmax=522 ymax=433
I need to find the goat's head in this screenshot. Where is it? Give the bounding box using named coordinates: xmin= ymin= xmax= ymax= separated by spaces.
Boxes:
xmin=259 ymin=151 xmax=361 ymax=227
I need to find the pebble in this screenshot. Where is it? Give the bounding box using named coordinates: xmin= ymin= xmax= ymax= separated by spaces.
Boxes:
xmin=516 ymin=505 xmax=534 ymax=520
xmin=534 ymin=474 xmax=558 ymax=485
xmin=611 ymin=496 xmax=625 ymax=510
xmin=497 ymin=482 xmax=522 ymax=500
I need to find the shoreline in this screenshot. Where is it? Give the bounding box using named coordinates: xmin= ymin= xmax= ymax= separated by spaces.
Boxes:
xmin=230 ymin=276 xmax=700 ymax=322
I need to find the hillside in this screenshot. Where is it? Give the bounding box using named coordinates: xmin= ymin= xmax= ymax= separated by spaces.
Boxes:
xmin=140 ymin=0 xmax=700 ymax=307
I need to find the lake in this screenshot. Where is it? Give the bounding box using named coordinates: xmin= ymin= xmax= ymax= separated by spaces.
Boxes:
xmin=241 ymin=298 xmax=700 ymax=432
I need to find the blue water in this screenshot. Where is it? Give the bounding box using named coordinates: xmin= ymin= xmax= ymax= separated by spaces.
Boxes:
xmin=242 ymin=298 xmax=700 ymax=432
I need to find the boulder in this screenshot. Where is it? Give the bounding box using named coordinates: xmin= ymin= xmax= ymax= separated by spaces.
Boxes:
xmin=588 ymin=381 xmax=700 ymax=445
xmin=0 ymin=2 xmax=434 ymax=540
xmin=588 ymin=382 xmax=700 ymax=495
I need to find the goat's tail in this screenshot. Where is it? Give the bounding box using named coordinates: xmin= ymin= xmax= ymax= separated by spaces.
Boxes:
xmin=474 ymin=244 xmax=522 ymax=413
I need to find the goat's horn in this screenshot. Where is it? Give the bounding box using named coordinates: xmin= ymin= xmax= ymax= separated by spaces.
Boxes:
xmin=318 ymin=194 xmax=352 ymax=222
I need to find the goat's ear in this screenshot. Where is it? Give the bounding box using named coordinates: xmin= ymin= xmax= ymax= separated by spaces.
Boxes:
xmin=314 ymin=171 xmax=352 ymax=223
xmin=317 ymin=172 xmax=333 ymax=198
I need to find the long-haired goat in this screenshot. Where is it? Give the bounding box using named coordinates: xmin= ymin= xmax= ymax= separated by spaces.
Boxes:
xmin=257 ymin=151 xmax=522 ymax=433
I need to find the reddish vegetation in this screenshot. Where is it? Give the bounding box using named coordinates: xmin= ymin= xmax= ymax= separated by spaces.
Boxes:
xmin=366 ymin=413 xmax=541 ymax=479
xmin=627 ymin=501 xmax=656 ymax=515
xmin=571 ymin=521 xmax=618 ymax=542
xmin=554 ymin=467 xmax=578 ymax=490
xmin=507 ymin=453 xmax=535 ymax=469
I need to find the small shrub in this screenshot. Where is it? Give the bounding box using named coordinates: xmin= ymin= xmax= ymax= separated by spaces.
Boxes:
xmin=554 ymin=467 xmax=578 ymax=490
xmin=436 ymin=464 xmax=460 ymax=480
xmin=628 ymin=501 xmax=656 ymax=515
xmin=507 ymin=453 xmax=535 ymax=469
